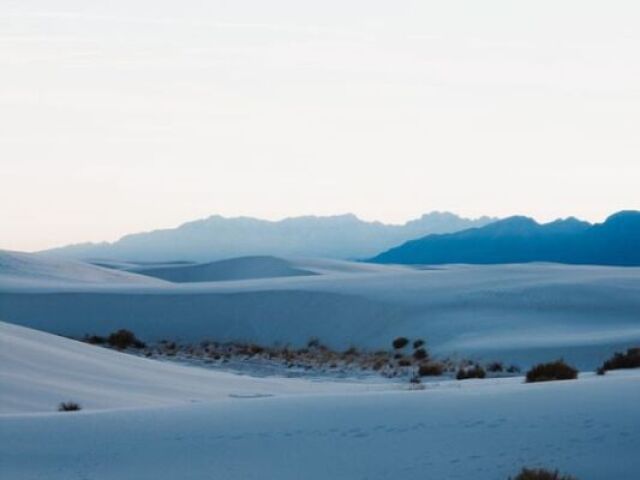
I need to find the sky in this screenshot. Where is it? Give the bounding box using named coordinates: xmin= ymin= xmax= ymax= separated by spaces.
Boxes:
xmin=1 ymin=0 xmax=639 ymax=251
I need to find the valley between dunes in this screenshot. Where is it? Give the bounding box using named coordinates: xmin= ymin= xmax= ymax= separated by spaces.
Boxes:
xmin=1 ymin=251 xmax=640 ymax=479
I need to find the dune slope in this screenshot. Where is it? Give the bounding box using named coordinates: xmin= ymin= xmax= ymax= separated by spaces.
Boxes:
xmin=1 ymin=356 xmax=639 ymax=479
xmin=0 ymin=322 xmax=383 ymax=414
xmin=2 ymin=253 xmax=640 ymax=369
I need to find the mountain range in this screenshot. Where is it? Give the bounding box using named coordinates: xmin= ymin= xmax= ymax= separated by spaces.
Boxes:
xmin=43 ymin=212 xmax=495 ymax=262
xmin=372 ymin=210 xmax=640 ymax=266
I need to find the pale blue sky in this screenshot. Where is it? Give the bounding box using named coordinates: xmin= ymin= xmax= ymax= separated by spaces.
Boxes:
xmin=1 ymin=1 xmax=639 ymax=250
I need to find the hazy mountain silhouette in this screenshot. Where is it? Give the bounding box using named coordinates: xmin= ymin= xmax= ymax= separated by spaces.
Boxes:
xmin=371 ymin=211 xmax=640 ymax=266
xmin=43 ymin=212 xmax=495 ymax=262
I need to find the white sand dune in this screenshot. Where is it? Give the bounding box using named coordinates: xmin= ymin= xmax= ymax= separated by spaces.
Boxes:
xmin=132 ymin=255 xmax=318 ymax=282
xmin=0 ymin=250 xmax=167 ymax=289
xmin=1 ymin=251 xmax=640 ymax=368
xmin=1 ymin=322 xmax=639 ymax=480
xmin=97 ymin=255 xmax=411 ymax=280
xmin=0 ymin=321 xmax=387 ymax=414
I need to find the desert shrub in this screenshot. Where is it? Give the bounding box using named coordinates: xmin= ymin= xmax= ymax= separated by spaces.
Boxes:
xmin=107 ymin=329 xmax=146 ymax=349
xmin=58 ymin=401 xmax=81 ymax=412
xmin=418 ymin=362 xmax=444 ymax=377
xmin=397 ymin=358 xmax=412 ymax=367
xmin=487 ymin=361 xmax=504 ymax=373
xmin=392 ymin=337 xmax=409 ymax=349
xmin=456 ymin=365 xmax=486 ymax=380
xmin=84 ymin=334 xmax=106 ymax=345
xmin=413 ymin=339 xmax=425 ymax=349
xmin=247 ymin=344 xmax=264 ymax=356
xmin=343 ymin=346 xmax=358 ymax=356
xmin=596 ymin=366 xmax=606 ymax=376
xmin=600 ymin=347 xmax=640 ymax=372
xmin=525 ymin=360 xmax=577 ymax=383
xmin=413 ymin=348 xmax=428 ymax=360
xmin=307 ymin=337 xmax=321 ymax=348
xmin=506 ymin=364 xmax=521 ymax=374
xmin=372 ymin=360 xmax=386 ymax=371
xmin=510 ymin=467 xmax=577 ymax=480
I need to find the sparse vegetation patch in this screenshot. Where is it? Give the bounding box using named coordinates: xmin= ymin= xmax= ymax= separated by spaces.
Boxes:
xmin=418 ymin=362 xmax=444 ymax=377
xmin=79 ymin=333 xmax=522 ymax=383
xmin=58 ymin=401 xmax=81 ymax=412
xmin=599 ymin=347 xmax=640 ymax=372
xmin=510 ymin=467 xmax=577 ymax=480
xmin=413 ymin=348 xmax=428 ymax=360
xmin=525 ymin=360 xmax=577 ymax=383
xmin=392 ymin=337 xmax=409 ymax=349
xmin=107 ymin=329 xmax=146 ymax=350
xmin=456 ymin=364 xmax=486 ymax=380
xmin=84 ymin=334 xmax=106 ymax=345
xmin=487 ymin=361 xmax=504 ymax=372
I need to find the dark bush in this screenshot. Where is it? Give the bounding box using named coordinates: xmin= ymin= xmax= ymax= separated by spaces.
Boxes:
xmin=413 ymin=348 xmax=428 ymax=360
xmin=418 ymin=362 xmax=444 ymax=377
xmin=58 ymin=401 xmax=81 ymax=412
xmin=526 ymin=360 xmax=577 ymax=383
xmin=244 ymin=344 xmax=264 ymax=356
xmin=107 ymin=329 xmax=146 ymax=350
xmin=456 ymin=365 xmax=486 ymax=380
xmin=392 ymin=337 xmax=409 ymax=349
xmin=397 ymin=357 xmax=412 ymax=367
xmin=600 ymin=347 xmax=640 ymax=372
xmin=372 ymin=360 xmax=386 ymax=371
xmin=343 ymin=346 xmax=358 ymax=356
xmin=596 ymin=366 xmax=606 ymax=376
xmin=506 ymin=364 xmax=521 ymax=374
xmin=510 ymin=467 xmax=577 ymax=480
xmin=487 ymin=361 xmax=504 ymax=373
xmin=84 ymin=334 xmax=106 ymax=345
xmin=413 ymin=339 xmax=425 ymax=349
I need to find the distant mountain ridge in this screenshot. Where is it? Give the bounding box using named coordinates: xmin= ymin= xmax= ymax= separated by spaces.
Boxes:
xmin=371 ymin=210 xmax=640 ymax=266
xmin=43 ymin=212 xmax=495 ymax=262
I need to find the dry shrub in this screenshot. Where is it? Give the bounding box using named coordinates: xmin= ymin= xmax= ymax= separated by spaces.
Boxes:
xmin=525 ymin=360 xmax=577 ymax=383
xmin=510 ymin=467 xmax=577 ymax=480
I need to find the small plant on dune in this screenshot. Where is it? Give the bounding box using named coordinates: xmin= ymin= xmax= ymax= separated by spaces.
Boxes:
xmin=413 ymin=347 xmax=428 ymax=360
xmin=418 ymin=362 xmax=444 ymax=377
xmin=58 ymin=401 xmax=81 ymax=412
xmin=107 ymin=329 xmax=146 ymax=350
xmin=487 ymin=361 xmax=504 ymax=373
xmin=343 ymin=346 xmax=358 ymax=356
xmin=84 ymin=334 xmax=106 ymax=345
xmin=456 ymin=364 xmax=486 ymax=380
xmin=392 ymin=337 xmax=410 ymax=349
xmin=397 ymin=357 xmax=412 ymax=367
xmin=509 ymin=467 xmax=577 ymax=480
xmin=372 ymin=359 xmax=386 ymax=371
xmin=525 ymin=360 xmax=577 ymax=383
xmin=413 ymin=339 xmax=425 ymax=349
xmin=506 ymin=364 xmax=521 ymax=374
xmin=599 ymin=347 xmax=640 ymax=373
xmin=247 ymin=344 xmax=264 ymax=356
